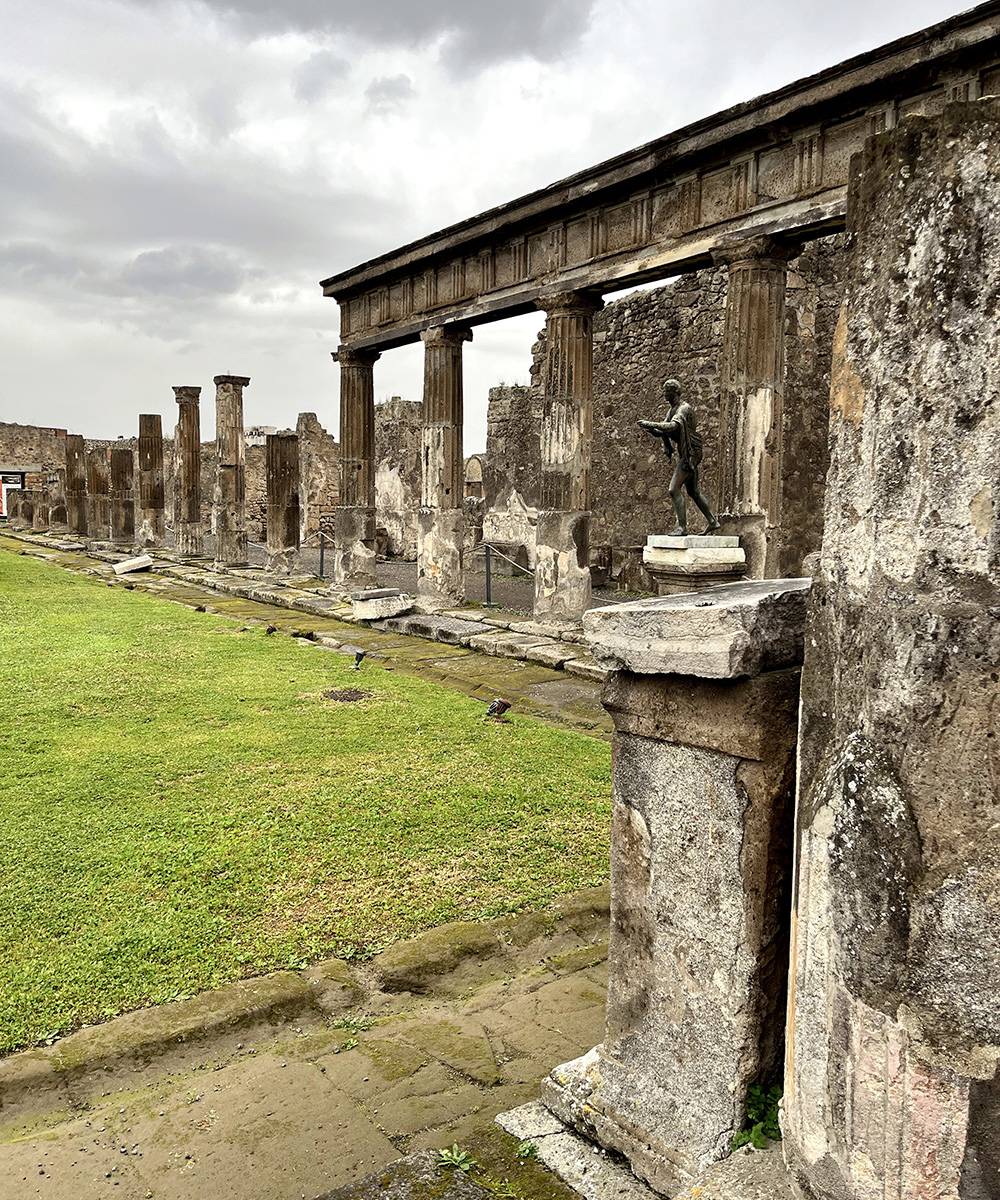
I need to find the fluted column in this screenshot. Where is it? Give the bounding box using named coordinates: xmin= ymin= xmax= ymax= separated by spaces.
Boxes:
xmin=333 ymin=345 xmax=380 ymax=589
xmin=533 ymin=290 xmax=603 ymax=625
xmin=266 ymin=432 xmax=300 ymax=574
xmin=65 ymin=435 xmax=88 ymax=536
xmin=86 ymin=449 xmax=110 ymax=542
xmin=109 ymin=447 xmax=135 ymax=544
xmin=173 ymin=386 xmax=203 ymax=557
xmin=712 ymin=235 xmax=799 ymax=578
xmin=213 ymin=374 xmax=249 ymax=567
xmin=417 ymin=324 xmax=471 ymax=608
xmin=136 ymin=414 xmax=165 ymax=549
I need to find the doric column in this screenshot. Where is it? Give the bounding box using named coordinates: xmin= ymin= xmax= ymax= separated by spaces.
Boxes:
xmin=332 ymin=345 xmax=380 ymax=589
xmin=109 ymin=447 xmax=135 ymax=545
xmin=65 ymin=434 xmax=88 ymax=536
xmin=213 ymin=374 xmax=250 ymax=567
xmin=47 ymin=469 xmax=68 ymax=533
xmin=86 ymin=448 xmax=110 ymax=542
xmin=712 ymin=235 xmax=799 ymax=578
xmin=173 ymin=386 xmax=203 ymax=557
xmin=417 ymin=324 xmax=472 ymax=608
xmin=136 ymin=414 xmax=165 ymax=549
xmin=266 ymin=432 xmax=300 ymax=574
xmin=533 ymin=290 xmax=603 ymax=625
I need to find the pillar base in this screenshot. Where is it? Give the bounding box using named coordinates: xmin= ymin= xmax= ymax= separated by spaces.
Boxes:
xmin=333 ymin=505 xmax=377 ymax=590
xmin=642 ymin=534 xmax=747 ymax=595
xmin=175 ymin=523 xmax=203 ymax=557
xmin=416 ymin=507 xmax=465 ymax=609
xmin=533 ymin=510 xmax=591 ymax=625
xmin=266 ymin=549 xmax=299 ymax=575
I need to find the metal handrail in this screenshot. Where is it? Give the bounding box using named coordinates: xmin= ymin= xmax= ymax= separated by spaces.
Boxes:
xmin=473 ymin=541 xmax=534 ymax=576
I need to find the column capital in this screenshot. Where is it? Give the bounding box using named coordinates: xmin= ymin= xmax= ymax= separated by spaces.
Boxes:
xmin=711 ymin=235 xmax=801 ymax=269
xmin=334 ymin=344 xmax=381 ymax=367
xmin=420 ymin=324 xmax=473 ymax=346
xmin=172 ymin=385 xmax=201 ymax=404
xmin=535 ymin=290 xmax=604 ymax=317
xmin=214 ymin=375 xmax=251 ymax=388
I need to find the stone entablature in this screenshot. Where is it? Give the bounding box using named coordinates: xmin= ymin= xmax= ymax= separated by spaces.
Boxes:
xmin=321 ymin=5 xmax=1000 ymax=350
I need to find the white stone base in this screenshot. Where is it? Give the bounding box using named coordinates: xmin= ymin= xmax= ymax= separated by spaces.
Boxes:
xmin=352 ymin=593 xmax=413 ymax=620
xmin=642 ymin=534 xmax=746 ymax=594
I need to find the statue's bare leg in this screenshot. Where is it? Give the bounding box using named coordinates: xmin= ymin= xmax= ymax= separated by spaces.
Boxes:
xmin=684 ymin=475 xmax=720 ymax=532
xmin=668 ymin=464 xmax=688 ymax=536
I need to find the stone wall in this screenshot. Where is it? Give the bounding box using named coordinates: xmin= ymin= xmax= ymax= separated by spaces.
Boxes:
xmin=374 ymin=397 xmax=422 ymax=559
xmin=482 ymin=382 xmax=541 ymax=563
xmin=297 ymin=413 xmax=339 ymax=544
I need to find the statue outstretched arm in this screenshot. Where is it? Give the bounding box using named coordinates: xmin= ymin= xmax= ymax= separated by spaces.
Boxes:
xmin=638 ymin=417 xmax=681 ymax=437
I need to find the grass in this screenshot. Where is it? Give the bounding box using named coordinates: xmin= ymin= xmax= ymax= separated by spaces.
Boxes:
xmin=0 ymin=551 xmax=611 ymax=1055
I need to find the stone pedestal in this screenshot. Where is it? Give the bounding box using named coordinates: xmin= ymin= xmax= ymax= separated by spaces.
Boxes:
xmin=417 ymin=325 xmax=470 ymax=608
xmin=109 ymin=448 xmax=135 ymax=545
xmin=334 ymin=345 xmax=380 ymax=590
xmin=642 ymin=533 xmax=746 ymax=594
xmin=266 ymin=432 xmax=300 ymax=574
xmin=136 ymin=414 xmax=166 ymax=550
xmin=173 ymin=386 xmax=203 ymax=557
xmin=86 ymin=449 xmax=110 ymax=542
xmin=533 ymin=291 xmax=602 ymax=626
xmin=542 ymin=579 xmax=808 ymax=1194
xmin=65 ymin=434 xmax=88 ymax=537
xmin=213 ymin=374 xmax=249 ymax=567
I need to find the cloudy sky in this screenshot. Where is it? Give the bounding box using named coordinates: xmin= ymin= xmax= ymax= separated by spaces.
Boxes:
xmin=0 ymin=0 xmax=973 ymax=451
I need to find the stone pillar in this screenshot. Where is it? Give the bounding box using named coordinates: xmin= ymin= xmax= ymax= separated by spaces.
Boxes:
xmin=85 ymin=449 xmax=110 ymax=542
xmin=712 ymin=236 xmax=799 ymax=579
xmin=47 ymin=470 xmax=68 ymax=533
xmin=213 ymin=374 xmax=249 ymax=567
xmin=266 ymin=432 xmax=300 ymax=574
xmin=109 ymin=447 xmax=135 ymax=545
xmin=30 ymin=491 xmax=48 ymax=531
xmin=417 ymin=325 xmax=472 ymax=608
xmin=539 ymin=581 xmax=807 ymax=1193
xmin=65 ymin=434 xmax=88 ymax=536
xmin=783 ymin=102 xmax=1000 ymax=1200
xmin=13 ymin=490 xmax=32 ymax=529
xmin=533 ymin=291 xmax=603 ymax=626
xmin=173 ymin=386 xmax=203 ymax=557
xmin=136 ymin=414 xmax=165 ymax=549
xmin=333 ymin=345 xmax=380 ymax=590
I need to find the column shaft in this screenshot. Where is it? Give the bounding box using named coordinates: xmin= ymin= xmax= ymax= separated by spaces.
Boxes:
xmin=213 ymin=374 xmax=250 ymax=566
xmin=86 ymin=449 xmax=110 ymax=541
xmin=137 ymin=414 xmax=165 ymax=549
xmin=713 ymin=236 xmax=798 ymax=578
xmin=65 ymin=434 xmax=88 ymax=536
xmin=173 ymin=386 xmax=203 ymax=557
xmin=47 ymin=469 xmax=69 ymax=533
xmin=417 ymin=325 xmax=471 ymax=607
xmin=109 ymin=448 xmax=135 ymax=544
xmin=266 ymin=432 xmax=300 ymax=574
xmin=533 ymin=291 xmax=602 ymax=625
xmin=333 ymin=345 xmax=380 ymax=589
xmin=31 ymin=490 xmax=49 ymax=531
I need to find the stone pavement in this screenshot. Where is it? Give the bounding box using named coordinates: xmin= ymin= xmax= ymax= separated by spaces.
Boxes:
xmin=0 ymin=533 xmax=610 ymax=739
xmin=0 ymin=891 xmax=610 ymax=1200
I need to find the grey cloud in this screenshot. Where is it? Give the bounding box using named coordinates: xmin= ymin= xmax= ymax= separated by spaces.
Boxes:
xmin=129 ymin=0 xmax=597 ymax=71
xmin=364 ymin=74 xmax=415 ymax=115
xmin=120 ymin=245 xmax=247 ymax=297
xmin=294 ymin=50 xmax=350 ymax=103
xmin=0 ymin=241 xmax=89 ymax=286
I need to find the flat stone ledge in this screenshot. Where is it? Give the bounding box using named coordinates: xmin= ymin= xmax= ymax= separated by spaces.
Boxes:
xmin=583 ymin=578 xmax=811 ymax=679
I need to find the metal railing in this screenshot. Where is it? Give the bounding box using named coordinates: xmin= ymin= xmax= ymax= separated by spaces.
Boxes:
xmin=472 ymin=541 xmax=534 ymax=606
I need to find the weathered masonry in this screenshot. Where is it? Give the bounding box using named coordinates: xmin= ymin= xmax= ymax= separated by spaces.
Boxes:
xmin=322 ymin=3 xmax=1000 ymax=618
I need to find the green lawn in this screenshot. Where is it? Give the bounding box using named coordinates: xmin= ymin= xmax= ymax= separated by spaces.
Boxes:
xmin=0 ymin=552 xmax=610 ymax=1055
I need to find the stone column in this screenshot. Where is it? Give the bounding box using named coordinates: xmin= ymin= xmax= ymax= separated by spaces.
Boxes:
xmin=86 ymin=449 xmax=110 ymax=542
xmin=712 ymin=236 xmax=799 ymax=579
xmin=136 ymin=414 xmax=165 ymax=549
xmin=783 ymin=101 xmax=1000 ymax=1200
xmin=109 ymin=447 xmax=135 ymax=545
xmin=173 ymin=386 xmax=203 ymax=557
xmin=538 ymin=581 xmax=807 ymax=1194
xmin=533 ymin=291 xmax=603 ymax=626
xmin=13 ymin=490 xmax=32 ymax=529
xmin=65 ymin=434 xmax=88 ymax=536
xmin=333 ymin=345 xmax=379 ymax=590
xmin=213 ymin=374 xmax=250 ymax=567
xmin=47 ymin=470 xmax=68 ymax=533
xmin=30 ymin=491 xmax=49 ymax=531
xmin=417 ymin=324 xmax=472 ymax=608
xmin=266 ymin=432 xmax=300 ymax=574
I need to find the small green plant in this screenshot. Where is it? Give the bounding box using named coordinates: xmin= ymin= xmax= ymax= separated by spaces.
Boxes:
xmin=732 ymin=1083 xmax=782 ymax=1151
xmin=436 ymin=1143 xmax=477 ymax=1172
xmin=517 ymin=1140 xmax=539 ymax=1159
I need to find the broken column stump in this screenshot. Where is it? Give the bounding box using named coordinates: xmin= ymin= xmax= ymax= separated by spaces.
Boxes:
xmin=85 ymin=448 xmax=110 ymax=542
xmin=542 ymin=580 xmax=809 ymax=1193
xmin=109 ymin=447 xmax=135 ymax=545
xmin=136 ymin=414 xmax=166 ymax=550
xmin=266 ymin=432 xmax=300 ymax=574
xmin=213 ymin=374 xmax=249 ymax=568
xmin=783 ymin=100 xmax=1000 ymax=1200
xmin=173 ymin=386 xmax=203 ymax=557
xmin=65 ymin=434 xmax=88 ymax=537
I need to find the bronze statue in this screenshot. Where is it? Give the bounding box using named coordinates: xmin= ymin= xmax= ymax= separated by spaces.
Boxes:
xmin=638 ymin=379 xmax=720 ymax=537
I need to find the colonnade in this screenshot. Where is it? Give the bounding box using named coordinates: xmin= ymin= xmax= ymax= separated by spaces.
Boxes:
xmin=332 ymin=233 xmax=798 ymax=622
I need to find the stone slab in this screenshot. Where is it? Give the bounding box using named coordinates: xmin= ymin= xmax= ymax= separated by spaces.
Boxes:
xmin=380 ymin=613 xmax=486 ymax=645
xmin=353 ymin=594 xmax=413 ymax=620
xmin=584 ymin=579 xmax=810 ymax=679
xmin=646 ymin=534 xmax=740 ymax=549
xmin=643 ymin=547 xmax=746 ymax=567
xmin=356 ymin=587 xmax=401 ymax=600
xmin=563 ymin=658 xmax=608 ymax=683
xmin=111 ymin=554 xmax=154 ymax=575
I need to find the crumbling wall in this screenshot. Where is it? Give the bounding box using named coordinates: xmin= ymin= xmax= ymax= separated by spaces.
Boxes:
xmin=0 ymin=423 xmax=68 ymax=493
xmin=297 ymin=413 xmax=339 ymax=545
xmin=374 ymin=397 xmax=421 ymax=559
xmin=482 ymin=381 xmax=541 ymax=563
